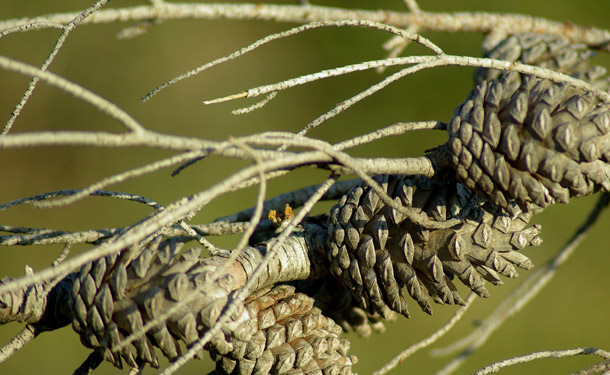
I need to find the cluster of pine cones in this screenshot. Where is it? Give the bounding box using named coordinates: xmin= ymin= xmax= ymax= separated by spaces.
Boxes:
xmin=65 ymin=33 xmax=609 ymax=374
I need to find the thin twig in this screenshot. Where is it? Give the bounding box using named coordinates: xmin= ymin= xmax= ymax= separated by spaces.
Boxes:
xmin=0 ymin=55 xmax=145 ymax=133
xmin=1 ymin=190 xmax=159 ymax=212
xmin=225 ymin=139 xmax=269 ymax=256
xmin=0 ymin=325 xmax=38 ymax=363
xmin=0 ymin=221 xmax=261 ymax=246
xmin=472 ymin=348 xmax=610 ymax=375
xmin=3 ymin=0 xmax=111 ymax=135
xmin=373 ymin=293 xmax=477 ymax=375
xmin=0 ymin=227 xmax=119 ymax=246
xmin=175 ymin=220 xmax=221 ymax=254
xmin=570 ymin=359 xmax=610 ymax=375
xmin=0 ymin=21 xmax=64 ymax=37
xmin=232 ymin=91 xmax=278 ymax=115
xmin=0 ymin=130 xmax=217 ymax=151
xmin=0 ymin=183 xmax=220 ymax=253
xmin=31 ymin=150 xmax=206 ymax=208
xmin=334 ymin=121 xmax=445 ymax=151
xmin=297 ymin=61 xmax=441 ymax=136
xmin=403 ymin=0 xmax=421 ymax=13
xmin=51 ymin=243 xmax=73 ymax=266
xmin=116 ymin=19 xmax=161 ymax=40
xmin=72 ymin=351 xmax=104 ymax=375
xmin=379 ymin=0 xmax=421 ymax=73
xmin=204 ymin=55 xmax=610 ymax=107
xmin=377 ymin=23 xmax=421 ymax=74
xmin=145 ymin=19 xmax=441 ymax=101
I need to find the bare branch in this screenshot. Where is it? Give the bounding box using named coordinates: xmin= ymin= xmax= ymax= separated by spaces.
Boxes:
xmin=0 ymin=221 xmax=262 ymax=247
xmin=3 ymin=0 xmax=111 ymax=135
xmin=72 ymin=351 xmax=103 ymax=375
xmin=334 ymin=121 xmax=445 ymax=151
xmin=232 ymin=91 xmax=278 ymax=115
xmin=51 ymin=243 xmax=73 ymax=266
xmin=472 ymin=348 xmax=610 ymax=375
xmin=0 ymin=325 xmax=38 ymax=363
xmin=144 ymin=19 xmax=441 ymax=101
xmin=377 ymin=23 xmax=421 ymax=74
xmin=570 ymin=359 xmax=610 ymax=375
xmin=31 ymin=150 xmax=207 ymax=208
xmin=0 ymin=190 xmax=159 ymax=212
xmin=0 ymin=55 xmax=145 ymax=133
xmin=204 ymin=55 xmax=610 ymax=107
xmin=0 ymin=21 xmax=64 ymax=37
xmin=1 ymin=5 xmax=609 ymax=50
xmin=402 ymin=0 xmax=421 ymax=13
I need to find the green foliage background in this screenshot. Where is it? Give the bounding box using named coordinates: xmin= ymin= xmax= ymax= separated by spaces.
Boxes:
xmin=0 ymin=1 xmax=609 ymax=374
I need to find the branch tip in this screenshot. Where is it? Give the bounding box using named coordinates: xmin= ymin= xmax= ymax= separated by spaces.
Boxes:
xmin=204 ymin=91 xmax=248 ymax=105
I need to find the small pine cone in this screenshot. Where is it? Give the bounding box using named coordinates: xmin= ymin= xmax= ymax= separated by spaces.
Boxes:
xmin=292 ymin=278 xmax=394 ymax=339
xmin=447 ymin=72 xmax=610 ymax=212
xmin=209 ymin=284 xmax=357 ymax=375
xmin=69 ymin=237 xmax=252 ymax=369
xmin=326 ymin=175 xmax=542 ymax=318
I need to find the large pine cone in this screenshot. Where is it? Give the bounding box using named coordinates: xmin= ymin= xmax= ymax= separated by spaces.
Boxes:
xmin=69 ymin=237 xmax=252 ymax=369
xmin=448 ymin=72 xmax=610 ymax=212
xmin=209 ymin=284 xmax=356 ymax=375
xmin=326 ymin=175 xmax=541 ymax=318
xmin=448 ymin=34 xmax=610 ymax=212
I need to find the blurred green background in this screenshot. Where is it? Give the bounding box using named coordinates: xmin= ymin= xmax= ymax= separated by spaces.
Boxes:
xmin=1 ymin=0 xmax=609 ymax=374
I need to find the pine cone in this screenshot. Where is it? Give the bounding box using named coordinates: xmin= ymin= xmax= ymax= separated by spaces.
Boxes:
xmin=448 ymin=72 xmax=610 ymax=212
xmin=69 ymin=237 xmax=252 ymax=369
xmin=448 ymin=33 xmax=610 ymax=212
xmin=326 ymin=175 xmax=541 ymax=318
xmin=209 ymin=284 xmax=357 ymax=375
